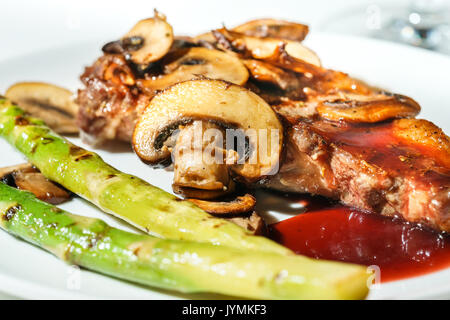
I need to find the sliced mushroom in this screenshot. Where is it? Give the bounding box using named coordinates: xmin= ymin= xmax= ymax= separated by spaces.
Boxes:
xmin=187 ymin=193 xmax=256 ymax=215
xmin=316 ymin=92 xmax=421 ymax=123
xmin=136 ymin=47 xmax=249 ymax=94
xmin=6 ymin=82 xmax=79 ymax=134
xmin=170 ymin=121 xmax=237 ymax=199
xmin=212 ymin=28 xmax=321 ymax=67
xmin=243 ymin=59 xmax=302 ymax=90
xmin=233 ymin=18 xmax=309 ymax=42
xmin=0 ymin=163 xmax=33 ymax=186
xmin=224 ymin=211 xmax=266 ymax=235
xmin=171 ymin=36 xmax=199 ymax=50
xmin=0 ymin=163 xmax=33 ymax=176
xmin=121 ymin=11 xmax=173 ymax=65
xmin=254 ymin=42 xmax=324 ymax=77
xmin=0 ymin=164 xmax=71 ymax=204
xmin=193 ymin=32 xmax=217 ymax=43
xmin=133 ymin=79 xmax=283 ymax=188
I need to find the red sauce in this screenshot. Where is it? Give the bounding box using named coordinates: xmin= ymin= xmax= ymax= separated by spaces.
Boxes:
xmin=270 ymin=196 xmax=450 ymax=283
xmin=311 ymin=120 xmax=450 ymax=187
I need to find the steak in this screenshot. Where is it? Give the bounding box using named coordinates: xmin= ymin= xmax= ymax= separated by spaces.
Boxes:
xmin=77 ymin=54 xmax=150 ymax=144
xmin=76 ymin=41 xmax=450 ymax=233
xmin=266 ymin=117 xmax=450 ymax=232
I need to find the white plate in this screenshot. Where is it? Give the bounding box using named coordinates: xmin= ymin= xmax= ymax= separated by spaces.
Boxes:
xmin=0 ymin=33 xmax=449 ymax=300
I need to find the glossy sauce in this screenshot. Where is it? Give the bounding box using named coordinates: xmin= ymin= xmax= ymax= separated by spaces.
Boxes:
xmin=270 ymin=196 xmax=450 ymax=282
xmin=311 ymin=120 xmax=450 ymax=187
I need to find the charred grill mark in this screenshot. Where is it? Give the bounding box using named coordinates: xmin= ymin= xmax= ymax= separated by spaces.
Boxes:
xmin=69 ymin=145 xmax=84 ymax=155
xmin=41 ymin=137 xmax=55 ymax=145
xmin=51 ymin=207 xmax=63 ymax=214
xmin=15 ymin=116 xmax=29 ymax=126
xmin=74 ymin=154 xmax=93 ymax=162
xmin=87 ymin=229 xmax=108 ymax=249
xmin=2 ymin=205 xmax=21 ymax=221
xmin=70 ymin=146 xmax=95 ymax=162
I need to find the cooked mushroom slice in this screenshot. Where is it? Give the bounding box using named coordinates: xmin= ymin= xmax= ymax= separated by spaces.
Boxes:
xmin=316 ymin=93 xmax=421 ymax=123
xmin=224 ymin=211 xmax=266 ymax=235
xmin=243 ymin=59 xmax=302 ymax=90
xmin=6 ymin=82 xmax=79 ymax=134
xmin=121 ymin=11 xmax=173 ymax=65
xmin=0 ymin=163 xmax=33 ymax=186
xmin=254 ymin=42 xmax=325 ymax=77
xmin=212 ymin=28 xmax=321 ymax=67
xmin=0 ymin=164 xmax=71 ymax=204
xmin=193 ymin=32 xmax=217 ymax=43
xmin=233 ymin=19 xmax=309 ymax=42
xmin=133 ymin=79 xmax=283 ymax=186
xmin=171 ymin=36 xmax=198 ymax=50
xmin=0 ymin=163 xmax=33 ymax=177
xmin=136 ymin=47 xmax=249 ymax=94
xmin=187 ymin=194 xmax=256 ymax=215
xmin=170 ymin=121 xmax=237 ymax=199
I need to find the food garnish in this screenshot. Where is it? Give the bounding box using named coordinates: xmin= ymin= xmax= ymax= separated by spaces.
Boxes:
xmin=103 ymin=10 xmax=174 ymax=66
xmin=0 ymin=163 xmax=71 ymax=204
xmin=187 ymin=194 xmax=264 ymax=235
xmin=0 ymin=183 xmax=369 ymax=299
xmin=212 ymin=27 xmax=321 ymax=66
xmin=233 ymin=18 xmax=309 ymax=41
xmin=136 ymin=47 xmax=249 ymax=95
xmin=187 ymin=194 xmax=256 ymax=215
xmin=6 ymin=82 xmax=78 ymax=134
xmin=0 ymin=98 xmax=290 ymax=254
xmin=133 ymin=79 xmax=283 ymax=198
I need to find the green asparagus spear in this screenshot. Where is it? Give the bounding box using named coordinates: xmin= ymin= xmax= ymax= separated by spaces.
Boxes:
xmin=0 ymin=99 xmax=290 ymax=254
xmin=0 ymin=183 xmax=369 ymax=299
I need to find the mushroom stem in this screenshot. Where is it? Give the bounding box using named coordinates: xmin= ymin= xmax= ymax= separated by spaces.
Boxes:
xmin=171 ymin=121 xmax=237 ymax=199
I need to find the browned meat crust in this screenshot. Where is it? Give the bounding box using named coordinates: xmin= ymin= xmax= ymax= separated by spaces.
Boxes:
xmin=77 ymin=55 xmax=151 ymax=144
xmin=266 ymin=119 xmax=450 ymax=232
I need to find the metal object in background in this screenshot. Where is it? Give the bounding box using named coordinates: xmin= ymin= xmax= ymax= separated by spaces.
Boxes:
xmin=320 ymin=0 xmax=450 ymax=55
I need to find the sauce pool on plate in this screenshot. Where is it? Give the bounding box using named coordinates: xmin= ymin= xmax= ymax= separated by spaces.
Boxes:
xmin=269 ymin=196 xmax=450 ymax=282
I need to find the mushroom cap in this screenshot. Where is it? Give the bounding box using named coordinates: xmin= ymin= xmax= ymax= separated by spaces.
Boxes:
xmin=133 ymin=79 xmax=283 ymax=181
xmin=315 ymin=92 xmax=421 ymax=123
xmin=137 ymin=47 xmax=249 ymax=94
xmin=122 ymin=15 xmax=174 ymax=65
xmin=6 ymin=82 xmax=79 ymax=134
xmin=233 ymin=18 xmax=309 ymax=42
xmin=213 ymin=28 xmax=321 ymax=67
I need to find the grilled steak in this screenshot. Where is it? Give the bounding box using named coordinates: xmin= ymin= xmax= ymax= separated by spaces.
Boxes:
xmin=77 ymin=54 xmax=150 ymax=144
xmin=266 ymin=118 xmax=450 ymax=232
xmin=76 ymin=21 xmax=450 ymax=232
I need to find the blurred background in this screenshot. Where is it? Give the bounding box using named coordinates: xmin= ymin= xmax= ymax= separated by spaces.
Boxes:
xmin=0 ymin=0 xmax=449 ymax=300
xmin=2 ymin=0 xmax=449 ymax=62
